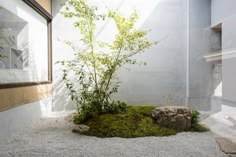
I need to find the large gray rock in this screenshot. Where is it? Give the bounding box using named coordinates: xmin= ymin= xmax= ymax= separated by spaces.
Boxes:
xmin=72 ymin=124 xmax=90 ymax=134
xmin=152 ymin=106 xmax=192 ymax=130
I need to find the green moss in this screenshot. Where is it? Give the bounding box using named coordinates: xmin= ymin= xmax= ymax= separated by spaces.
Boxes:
xmin=190 ymin=123 xmax=209 ymax=132
xmin=74 ymin=105 xmax=208 ymax=138
xmin=190 ymin=109 xmax=209 ymax=132
xmin=82 ymin=106 xmax=177 ymax=138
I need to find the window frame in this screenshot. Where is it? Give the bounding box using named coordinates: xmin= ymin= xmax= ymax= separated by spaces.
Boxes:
xmin=0 ymin=0 xmax=52 ymax=89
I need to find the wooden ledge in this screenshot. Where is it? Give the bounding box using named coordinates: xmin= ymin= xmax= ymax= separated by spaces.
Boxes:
xmin=0 ymin=84 xmax=52 ymax=111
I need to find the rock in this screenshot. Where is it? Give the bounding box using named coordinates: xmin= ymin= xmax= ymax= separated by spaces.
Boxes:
xmin=152 ymin=106 xmax=192 ymax=130
xmin=72 ymin=125 xmax=90 ymax=134
xmin=216 ymin=137 xmax=236 ymax=154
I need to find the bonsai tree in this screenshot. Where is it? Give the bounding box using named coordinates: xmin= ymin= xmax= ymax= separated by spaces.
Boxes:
xmin=59 ymin=0 xmax=158 ymax=123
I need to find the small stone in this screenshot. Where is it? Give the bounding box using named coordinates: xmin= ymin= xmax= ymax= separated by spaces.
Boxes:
xmin=72 ymin=125 xmax=90 ymax=134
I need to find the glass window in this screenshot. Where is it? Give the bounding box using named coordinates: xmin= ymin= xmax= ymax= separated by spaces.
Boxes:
xmin=0 ymin=0 xmax=49 ymax=84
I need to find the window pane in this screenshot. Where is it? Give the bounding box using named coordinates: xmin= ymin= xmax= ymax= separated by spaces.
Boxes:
xmin=0 ymin=0 xmax=48 ymax=83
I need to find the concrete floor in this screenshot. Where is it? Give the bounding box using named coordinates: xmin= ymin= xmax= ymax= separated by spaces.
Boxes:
xmin=201 ymin=105 xmax=236 ymax=143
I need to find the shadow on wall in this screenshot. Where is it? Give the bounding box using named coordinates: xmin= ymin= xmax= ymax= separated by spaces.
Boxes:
xmin=53 ymin=66 xmax=74 ymax=111
xmin=52 ymin=0 xmax=67 ymax=18
xmin=52 ymin=0 xmax=75 ymax=111
xmin=113 ymin=0 xmax=187 ymax=106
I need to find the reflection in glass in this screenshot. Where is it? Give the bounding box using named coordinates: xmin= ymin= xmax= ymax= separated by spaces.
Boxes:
xmin=0 ymin=5 xmax=28 ymax=70
xmin=0 ymin=0 xmax=48 ymax=83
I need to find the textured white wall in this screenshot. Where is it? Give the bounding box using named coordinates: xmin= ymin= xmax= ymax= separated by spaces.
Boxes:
xmin=188 ymin=0 xmax=213 ymax=110
xmin=211 ymin=0 xmax=236 ymax=26
xmin=52 ymin=0 xmax=187 ymax=110
xmin=211 ymin=0 xmax=236 ymax=106
xmin=211 ymin=0 xmax=236 ymax=104
xmin=222 ymin=15 xmax=236 ymax=103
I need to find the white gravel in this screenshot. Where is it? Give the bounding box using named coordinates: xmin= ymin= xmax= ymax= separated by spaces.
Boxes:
xmin=0 ymin=113 xmax=227 ymax=157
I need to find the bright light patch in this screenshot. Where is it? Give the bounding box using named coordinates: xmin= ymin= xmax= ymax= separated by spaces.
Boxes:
xmin=214 ymin=81 xmax=222 ymax=97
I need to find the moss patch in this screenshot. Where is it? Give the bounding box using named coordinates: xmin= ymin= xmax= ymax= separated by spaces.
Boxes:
xmin=75 ymin=106 xmax=208 ymax=138
xmin=79 ymin=106 xmax=176 ymax=138
xmin=190 ymin=123 xmax=209 ymax=132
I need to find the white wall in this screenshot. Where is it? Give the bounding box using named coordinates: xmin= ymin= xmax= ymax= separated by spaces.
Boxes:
xmin=211 ymin=0 xmax=236 ymax=105
xmin=188 ymin=0 xmax=213 ymax=110
xmin=0 ymin=97 xmax=52 ymax=139
xmin=209 ymin=0 xmax=236 ymax=113
xmin=211 ymin=0 xmax=236 ymax=26
xmin=52 ymin=0 xmax=78 ymax=111
xmin=52 ymin=0 xmax=188 ymax=110
xmin=114 ymin=0 xmax=187 ymax=105
xmin=222 ymin=15 xmax=236 ymax=104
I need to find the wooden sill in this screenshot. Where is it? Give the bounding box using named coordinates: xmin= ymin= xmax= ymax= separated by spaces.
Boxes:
xmin=0 ymin=84 xmax=52 ymax=111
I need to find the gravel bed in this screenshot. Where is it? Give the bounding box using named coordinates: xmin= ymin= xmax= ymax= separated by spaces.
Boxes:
xmin=0 ymin=113 xmax=227 ymax=157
